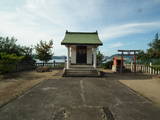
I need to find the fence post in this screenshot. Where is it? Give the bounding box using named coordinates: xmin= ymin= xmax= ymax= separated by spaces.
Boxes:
xmin=149 ymin=62 xmax=152 ymax=74
xmin=140 ymin=65 xmax=142 ymax=72
xmin=131 ymin=62 xmax=133 ymax=72
xmin=54 ymin=60 xmax=55 ymax=67
xmin=142 ymin=65 xmax=144 ymax=73
xmin=153 ymin=68 xmax=155 ymax=75
xmin=147 ymin=65 xmax=149 ymax=74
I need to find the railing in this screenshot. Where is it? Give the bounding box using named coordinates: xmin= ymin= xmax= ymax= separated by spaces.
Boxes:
xmin=125 ymin=63 xmax=160 ymax=75
xmin=35 ymin=62 xmax=65 ymax=69
xmin=0 ymin=63 xmax=35 ymax=73
xmin=0 ymin=62 xmax=65 ymax=74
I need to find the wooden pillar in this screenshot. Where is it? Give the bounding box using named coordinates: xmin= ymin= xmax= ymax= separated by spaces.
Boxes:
xmin=149 ymin=62 xmax=152 ymax=74
xmin=134 ymin=52 xmax=136 ymax=73
xmin=66 ymin=46 xmax=70 ymax=69
xmin=120 ymin=52 xmax=123 ymax=73
xmin=131 ymin=61 xmax=133 ymax=72
xmin=93 ymin=47 xmax=97 ymax=68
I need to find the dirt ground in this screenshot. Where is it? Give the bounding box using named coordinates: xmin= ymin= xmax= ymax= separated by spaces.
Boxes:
xmin=0 ymin=70 xmax=61 ymax=107
xmin=101 ymin=69 xmax=160 ymax=105
xmin=119 ymin=76 xmax=160 ymax=105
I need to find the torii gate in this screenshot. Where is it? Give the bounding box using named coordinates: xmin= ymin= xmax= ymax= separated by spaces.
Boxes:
xmin=118 ymin=50 xmax=140 ymax=73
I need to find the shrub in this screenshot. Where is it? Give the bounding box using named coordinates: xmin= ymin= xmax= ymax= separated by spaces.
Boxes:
xmin=152 ymin=65 xmax=160 ymax=71
xmin=0 ymin=53 xmax=24 ymax=73
xmin=36 ymin=66 xmax=52 ymax=72
xmin=102 ymin=60 xmax=113 ymax=69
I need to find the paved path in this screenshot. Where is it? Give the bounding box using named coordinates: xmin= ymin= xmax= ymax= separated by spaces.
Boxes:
xmin=0 ymin=77 xmax=160 ymax=120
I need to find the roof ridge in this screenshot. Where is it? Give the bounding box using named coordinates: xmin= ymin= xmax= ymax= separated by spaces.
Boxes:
xmin=66 ymin=31 xmax=98 ymax=34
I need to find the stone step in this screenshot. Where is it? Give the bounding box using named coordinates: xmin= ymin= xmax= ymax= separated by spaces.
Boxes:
xmin=70 ymin=67 xmax=94 ymax=69
xmin=68 ymin=69 xmax=95 ymax=72
xmin=66 ymin=72 xmax=98 ymax=75
xmin=66 ymin=69 xmax=97 ymax=72
xmin=64 ymin=69 xmax=100 ymax=77
xmin=65 ymin=72 xmax=99 ymax=77
xmin=70 ymin=65 xmax=93 ymax=68
xmin=65 ymin=74 xmax=99 ymax=77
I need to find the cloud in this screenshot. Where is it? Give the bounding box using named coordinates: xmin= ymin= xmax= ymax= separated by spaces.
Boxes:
xmin=0 ymin=0 xmax=160 ymax=56
xmin=109 ymin=42 xmax=124 ymax=48
xmin=0 ymin=0 xmax=104 ymax=55
xmin=100 ymin=21 xmax=160 ymax=41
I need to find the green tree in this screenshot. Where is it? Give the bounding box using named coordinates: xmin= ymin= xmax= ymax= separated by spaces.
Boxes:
xmin=96 ymin=50 xmax=104 ymax=66
xmin=0 ymin=36 xmax=35 ymax=73
xmin=137 ymin=50 xmax=150 ymax=64
xmin=147 ymin=33 xmax=160 ymax=58
xmin=35 ymin=40 xmax=53 ymax=63
xmin=149 ymin=33 xmax=160 ymax=51
xmin=0 ymin=37 xmax=21 ymax=55
xmin=0 ymin=36 xmax=34 ymax=56
xmin=137 ymin=33 xmax=160 ymax=64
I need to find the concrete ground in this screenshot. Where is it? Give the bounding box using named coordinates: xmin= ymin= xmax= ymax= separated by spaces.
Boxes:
xmin=0 ymin=74 xmax=160 ymax=120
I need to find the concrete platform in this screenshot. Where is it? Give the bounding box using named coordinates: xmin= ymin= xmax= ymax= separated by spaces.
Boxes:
xmin=0 ymin=77 xmax=160 ymax=120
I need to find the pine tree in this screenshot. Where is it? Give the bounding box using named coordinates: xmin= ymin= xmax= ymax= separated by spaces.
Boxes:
xmin=35 ymin=40 xmax=53 ymax=63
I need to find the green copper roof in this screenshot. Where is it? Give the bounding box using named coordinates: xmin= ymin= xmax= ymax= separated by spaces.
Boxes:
xmin=61 ymin=31 xmax=103 ymax=45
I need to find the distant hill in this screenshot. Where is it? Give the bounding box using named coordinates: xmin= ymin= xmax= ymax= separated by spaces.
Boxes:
xmin=104 ymin=54 xmax=134 ymax=62
xmin=52 ymin=56 xmax=66 ymax=59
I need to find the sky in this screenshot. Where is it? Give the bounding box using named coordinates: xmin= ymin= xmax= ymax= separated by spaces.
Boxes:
xmin=0 ymin=0 xmax=160 ymax=56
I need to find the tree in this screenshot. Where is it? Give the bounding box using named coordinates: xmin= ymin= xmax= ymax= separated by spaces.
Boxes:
xmin=96 ymin=50 xmax=104 ymax=66
xmin=137 ymin=50 xmax=150 ymax=64
xmin=137 ymin=33 xmax=160 ymax=64
xmin=0 ymin=36 xmax=33 ymax=56
xmin=35 ymin=40 xmax=53 ymax=63
xmin=149 ymin=33 xmax=160 ymax=51
xmin=0 ymin=36 xmax=20 ymax=55
xmin=21 ymin=46 xmax=35 ymax=63
xmin=0 ymin=36 xmax=35 ymax=73
xmin=147 ymin=33 xmax=160 ymax=58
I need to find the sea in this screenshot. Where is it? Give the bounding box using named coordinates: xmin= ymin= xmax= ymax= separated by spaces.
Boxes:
xmin=35 ymin=58 xmax=66 ymax=63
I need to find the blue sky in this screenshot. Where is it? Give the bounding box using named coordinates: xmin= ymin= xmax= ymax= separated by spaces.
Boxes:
xmin=0 ymin=0 xmax=160 ymax=56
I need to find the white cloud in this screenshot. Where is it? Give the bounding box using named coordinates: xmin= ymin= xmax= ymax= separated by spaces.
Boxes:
xmin=0 ymin=0 xmax=160 ymax=56
xmin=100 ymin=21 xmax=160 ymax=41
xmin=109 ymin=42 xmax=124 ymax=48
xmin=0 ymin=0 xmax=104 ymax=55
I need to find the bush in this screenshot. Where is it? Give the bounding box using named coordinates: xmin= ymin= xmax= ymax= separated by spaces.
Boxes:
xmin=102 ymin=60 xmax=113 ymax=69
xmin=36 ymin=66 xmax=52 ymax=72
xmin=152 ymin=65 xmax=160 ymax=70
xmin=0 ymin=53 xmax=24 ymax=73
